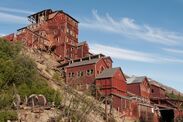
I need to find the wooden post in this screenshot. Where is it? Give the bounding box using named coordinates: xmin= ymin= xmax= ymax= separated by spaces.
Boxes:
xmin=105 ymin=97 xmax=108 ymax=122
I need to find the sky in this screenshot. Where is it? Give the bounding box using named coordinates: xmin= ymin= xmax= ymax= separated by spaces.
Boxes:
xmin=0 ymin=0 xmax=183 ymax=92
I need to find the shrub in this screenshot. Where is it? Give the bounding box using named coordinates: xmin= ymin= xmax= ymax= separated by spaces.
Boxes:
xmin=0 ymin=91 xmax=13 ymax=109
xmin=0 ymin=38 xmax=61 ymax=108
xmin=0 ymin=110 xmax=17 ymax=122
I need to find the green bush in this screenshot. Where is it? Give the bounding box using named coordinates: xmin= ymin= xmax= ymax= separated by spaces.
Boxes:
xmin=0 ymin=38 xmax=61 ymax=109
xmin=0 ymin=39 xmax=37 ymax=88
xmin=0 ymin=91 xmax=13 ymax=109
xmin=0 ymin=110 xmax=17 ymax=122
xmin=166 ymin=92 xmax=183 ymax=100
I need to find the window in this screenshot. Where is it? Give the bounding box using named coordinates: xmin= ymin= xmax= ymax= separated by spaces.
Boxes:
xmin=77 ymin=46 xmax=81 ymax=50
xmin=71 ymin=72 xmax=75 ymax=77
xmin=67 ymin=28 xmax=69 ymax=33
xmin=57 ymin=37 xmax=59 ymax=42
xmin=70 ymin=30 xmax=73 ymax=35
xmin=66 ymin=38 xmax=68 ymax=43
xmin=68 ymin=72 xmax=75 ymax=77
xmin=151 ymin=89 xmax=154 ymax=93
xmin=68 ymin=73 xmax=71 ymax=77
xmin=87 ymin=69 xmax=94 ymax=75
xmin=78 ymin=71 xmax=83 ymax=77
xmin=97 ymin=71 xmax=99 ymax=74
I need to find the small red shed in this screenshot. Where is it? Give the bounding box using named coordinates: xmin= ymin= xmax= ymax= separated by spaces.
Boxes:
xmin=149 ymin=81 xmax=166 ymax=98
xmin=95 ymin=67 xmax=127 ymax=97
xmin=127 ymin=76 xmax=150 ymax=100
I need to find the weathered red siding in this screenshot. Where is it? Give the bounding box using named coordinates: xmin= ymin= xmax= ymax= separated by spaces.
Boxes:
xmin=140 ymin=79 xmax=150 ymax=99
xmin=66 ymin=63 xmax=95 ymax=85
xmin=95 ymin=58 xmax=110 ymax=76
xmin=127 ymin=78 xmax=150 ymax=99
xmin=77 ymin=43 xmax=89 ymax=58
xmin=150 ymin=84 xmax=166 ymax=98
xmin=65 ymin=57 xmax=110 ymax=87
xmin=95 ymin=68 xmax=127 ymax=97
xmin=4 ymin=9 xmax=89 ymax=62
xmin=127 ymin=83 xmax=140 ymax=97
xmin=111 ymin=70 xmax=127 ymax=96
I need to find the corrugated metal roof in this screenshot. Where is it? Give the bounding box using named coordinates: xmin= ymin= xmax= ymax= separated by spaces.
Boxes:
xmin=126 ymin=76 xmax=146 ymax=84
xmin=66 ymin=54 xmax=106 ymax=68
xmin=66 ymin=58 xmax=100 ymax=68
xmin=96 ymin=67 xmax=121 ymax=79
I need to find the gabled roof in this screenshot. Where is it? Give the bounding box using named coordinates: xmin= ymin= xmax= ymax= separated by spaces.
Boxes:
xmin=48 ymin=10 xmax=79 ymax=23
xmin=58 ymin=10 xmax=79 ymax=23
xmin=96 ymin=67 xmax=122 ymax=79
xmin=17 ymin=26 xmax=27 ymax=31
xmin=149 ymin=80 xmax=166 ymax=90
xmin=124 ymin=74 xmax=130 ymax=79
xmin=126 ymin=76 xmax=147 ymax=84
xmin=103 ymin=56 xmax=113 ymax=63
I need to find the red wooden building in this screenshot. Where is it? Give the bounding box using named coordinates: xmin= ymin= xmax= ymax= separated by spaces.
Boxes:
xmin=95 ymin=67 xmax=128 ymax=113
xmin=64 ymin=54 xmax=113 ymax=88
xmin=3 ymin=9 xmax=183 ymax=121
xmin=95 ymin=67 xmax=127 ymax=96
xmin=149 ymin=81 xmax=166 ymax=98
xmin=127 ymin=76 xmax=151 ymax=100
xmin=4 ymin=9 xmax=89 ymax=62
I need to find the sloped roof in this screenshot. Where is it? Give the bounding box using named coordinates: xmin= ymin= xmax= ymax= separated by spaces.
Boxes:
xmin=96 ymin=67 xmax=121 ymax=79
xmin=48 ymin=12 xmax=58 ymax=19
xmin=66 ymin=54 xmax=106 ymax=68
xmin=66 ymin=58 xmax=100 ymax=68
xmin=78 ymin=41 xmax=87 ymax=46
xmin=126 ymin=76 xmax=146 ymax=84
xmin=124 ymin=74 xmax=130 ymax=79
xmin=58 ymin=10 xmax=79 ymax=23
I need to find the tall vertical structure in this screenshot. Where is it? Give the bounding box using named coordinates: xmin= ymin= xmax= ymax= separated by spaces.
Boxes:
xmin=8 ymin=9 xmax=89 ymax=62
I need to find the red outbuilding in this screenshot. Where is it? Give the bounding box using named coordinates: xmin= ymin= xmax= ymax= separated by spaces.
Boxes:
xmin=149 ymin=81 xmax=166 ymax=98
xmin=95 ymin=67 xmax=127 ymax=96
xmin=95 ymin=67 xmax=128 ymax=113
xmin=127 ymin=76 xmax=151 ymax=100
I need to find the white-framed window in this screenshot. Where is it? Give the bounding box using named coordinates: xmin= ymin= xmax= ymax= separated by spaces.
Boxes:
xmin=87 ymin=69 xmax=94 ymax=75
xmin=67 ymin=28 xmax=69 ymax=33
xmin=78 ymin=71 xmax=83 ymax=77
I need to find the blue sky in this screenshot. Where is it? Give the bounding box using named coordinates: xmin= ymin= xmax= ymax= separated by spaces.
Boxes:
xmin=0 ymin=0 xmax=183 ymax=92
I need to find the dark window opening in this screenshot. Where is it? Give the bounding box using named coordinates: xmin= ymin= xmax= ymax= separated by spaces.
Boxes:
xmin=151 ymin=89 xmax=154 ymax=93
